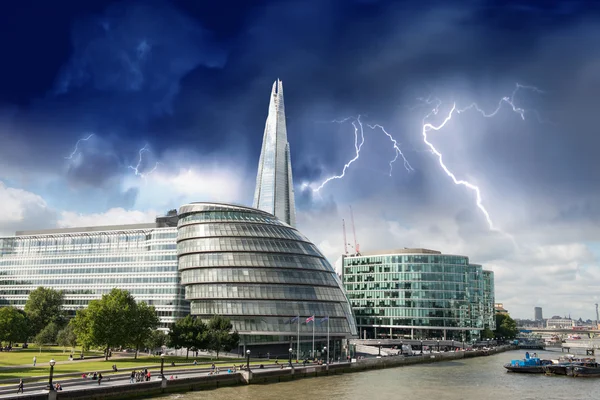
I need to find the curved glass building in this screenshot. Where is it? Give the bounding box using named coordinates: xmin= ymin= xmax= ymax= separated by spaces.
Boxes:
xmin=343 ymin=248 xmax=494 ymax=341
xmin=177 ymin=202 xmax=357 ymax=355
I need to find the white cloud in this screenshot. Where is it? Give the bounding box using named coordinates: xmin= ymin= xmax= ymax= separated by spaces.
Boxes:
xmin=0 ymin=181 xmax=56 ymax=235
xmin=58 ymin=207 xmax=158 ymax=228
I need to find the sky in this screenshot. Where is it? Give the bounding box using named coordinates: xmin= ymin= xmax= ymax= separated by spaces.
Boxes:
xmin=1 ymin=0 xmax=600 ymax=320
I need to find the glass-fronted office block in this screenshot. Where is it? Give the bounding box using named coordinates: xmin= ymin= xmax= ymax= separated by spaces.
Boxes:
xmin=0 ymin=217 xmax=188 ymax=329
xmin=177 ymin=202 xmax=357 ymax=349
xmin=483 ymin=270 xmax=496 ymax=330
xmin=342 ymin=249 xmax=495 ymax=341
xmin=253 ymin=79 xmax=296 ymax=226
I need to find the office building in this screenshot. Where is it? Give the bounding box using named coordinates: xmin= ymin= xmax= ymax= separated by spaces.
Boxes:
xmin=495 ymin=303 xmax=509 ymax=315
xmin=0 ymin=211 xmax=188 ymax=329
xmin=253 ymin=79 xmax=296 ymax=226
xmin=534 ymin=306 xmax=543 ymax=321
xmin=342 ymin=248 xmax=495 ymax=341
xmin=546 ymin=317 xmax=574 ymax=329
xmin=177 ymin=202 xmax=357 ymax=356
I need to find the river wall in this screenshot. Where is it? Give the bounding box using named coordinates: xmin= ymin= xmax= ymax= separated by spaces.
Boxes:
xmin=10 ymin=346 xmax=516 ymax=400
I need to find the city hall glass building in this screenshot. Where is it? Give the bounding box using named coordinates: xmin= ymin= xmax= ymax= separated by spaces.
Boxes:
xmin=0 ymin=212 xmax=188 ymax=329
xmin=343 ymin=248 xmax=495 ymax=341
xmin=177 ymin=202 xmax=357 ymax=354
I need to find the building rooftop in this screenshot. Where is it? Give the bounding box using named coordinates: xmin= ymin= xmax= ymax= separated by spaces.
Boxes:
xmin=357 ymin=248 xmax=442 ymax=256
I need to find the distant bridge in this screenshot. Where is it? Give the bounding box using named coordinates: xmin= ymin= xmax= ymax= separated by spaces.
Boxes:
xmin=350 ymin=339 xmax=497 ymax=349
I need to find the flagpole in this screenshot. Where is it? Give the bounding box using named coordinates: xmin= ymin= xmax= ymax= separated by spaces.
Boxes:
xmin=296 ymin=314 xmax=300 ymax=362
xmin=312 ymin=316 xmax=315 ymax=359
xmin=327 ymin=316 xmax=330 ymax=364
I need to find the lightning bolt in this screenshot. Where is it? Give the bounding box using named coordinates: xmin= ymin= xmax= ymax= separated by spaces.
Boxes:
xmin=65 ymin=133 xmax=94 ymax=160
xmin=128 ymin=145 xmax=160 ymax=178
xmin=313 ymin=116 xmax=366 ymax=192
xmin=367 ymin=124 xmax=414 ymax=175
xmin=421 ymin=83 xmax=544 ymax=232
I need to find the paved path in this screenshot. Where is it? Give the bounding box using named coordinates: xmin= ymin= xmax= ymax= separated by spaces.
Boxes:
xmin=0 ymin=362 xmax=295 ymax=398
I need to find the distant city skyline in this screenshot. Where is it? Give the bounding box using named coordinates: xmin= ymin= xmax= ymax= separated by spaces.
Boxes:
xmin=1 ymin=1 xmax=600 ymax=319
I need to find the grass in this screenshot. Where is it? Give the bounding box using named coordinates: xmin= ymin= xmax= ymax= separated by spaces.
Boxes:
xmin=0 ymin=346 xmax=258 ymax=381
xmin=0 ymin=346 xmax=103 ymax=367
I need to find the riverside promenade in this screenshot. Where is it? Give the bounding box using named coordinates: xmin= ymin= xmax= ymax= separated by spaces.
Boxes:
xmin=0 ymin=346 xmax=515 ymax=400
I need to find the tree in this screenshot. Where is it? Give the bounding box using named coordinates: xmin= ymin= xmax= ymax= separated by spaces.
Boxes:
xmin=495 ymin=313 xmax=518 ymax=339
xmin=145 ymin=330 xmax=167 ymax=355
xmin=71 ymin=288 xmax=138 ymax=360
xmin=168 ymin=315 xmax=206 ymax=360
xmin=481 ymin=327 xmax=495 ymax=339
xmin=129 ymin=302 xmax=159 ymax=359
xmin=57 ymin=322 xmax=78 ymax=352
xmin=0 ymin=307 xmax=28 ymax=345
xmin=203 ymin=315 xmax=239 ymax=359
xmin=24 ymin=287 xmax=65 ymax=336
xmin=34 ymin=322 xmax=60 ymax=350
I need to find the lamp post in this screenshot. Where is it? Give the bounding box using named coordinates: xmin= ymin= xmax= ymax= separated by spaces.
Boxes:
xmin=246 ymin=349 xmax=251 ymax=370
xmin=400 ymin=340 xmax=403 ymax=356
xmin=437 ymin=340 xmax=440 ymax=352
xmin=378 ymin=341 xmax=381 ymax=357
xmin=160 ymin=353 xmax=165 ymax=379
xmin=420 ymin=340 xmax=423 ymax=355
xmin=47 ymin=359 xmax=56 ymax=391
xmin=487 ymin=338 xmax=490 ymax=348
xmin=289 ymin=348 xmax=293 ymax=367
xmin=323 ymin=346 xmax=327 ymax=365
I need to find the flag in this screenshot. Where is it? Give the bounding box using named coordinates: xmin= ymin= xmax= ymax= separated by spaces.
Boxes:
xmin=286 ymin=316 xmax=299 ymax=324
xmin=319 ymin=316 xmax=329 ymax=323
xmin=306 ymin=316 xmax=315 ymax=323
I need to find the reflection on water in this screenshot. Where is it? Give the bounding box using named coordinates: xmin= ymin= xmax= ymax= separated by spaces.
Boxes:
xmin=160 ymin=350 xmax=600 ymax=400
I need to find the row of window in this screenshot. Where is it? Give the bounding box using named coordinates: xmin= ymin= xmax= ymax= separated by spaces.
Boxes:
xmin=350 ymin=299 xmax=480 ymax=309
xmin=178 ymin=252 xmax=330 ymax=271
xmin=1 ymin=244 xmax=177 ymax=258
xmin=345 ymin=282 xmax=473 ymax=292
xmin=344 ymin=255 xmax=470 ymax=265
xmin=0 ymin=266 xmax=178 ymax=277
xmin=177 ymin=238 xmax=321 ymax=257
xmin=181 ymin=268 xmax=337 ymax=287
xmin=0 ymin=287 xmax=182 ymax=296
xmin=356 ymin=317 xmax=485 ymax=328
xmin=347 ymin=291 xmax=479 ymax=300
xmin=190 ymin=300 xmax=347 ymax=317
xmin=344 ymin=264 xmax=481 ymax=274
xmin=178 ymin=223 xmax=307 ymax=243
xmin=178 ymin=211 xmax=284 ymax=227
xmin=0 ymin=254 xmax=177 ymax=266
xmin=222 ymin=316 xmax=351 ymax=334
xmin=0 ymin=276 xmax=180 ymax=285
xmin=185 ymin=284 xmax=348 ymax=302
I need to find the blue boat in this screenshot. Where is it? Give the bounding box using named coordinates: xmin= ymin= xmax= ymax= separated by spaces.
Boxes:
xmin=504 ymin=352 xmax=552 ymax=373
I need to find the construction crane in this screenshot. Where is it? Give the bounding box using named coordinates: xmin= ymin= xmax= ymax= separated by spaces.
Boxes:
xmin=349 ymin=205 xmax=360 ymax=255
xmin=342 ymin=219 xmax=348 ymax=255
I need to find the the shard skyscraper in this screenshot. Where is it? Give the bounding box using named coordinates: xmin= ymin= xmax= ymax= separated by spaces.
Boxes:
xmin=253 ymin=79 xmax=296 ymax=226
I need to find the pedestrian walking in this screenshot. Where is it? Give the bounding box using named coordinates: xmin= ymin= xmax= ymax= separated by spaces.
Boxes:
xmin=32 ymin=356 xmax=36 ymax=367
xmin=17 ymin=379 xmax=24 ymax=394
xmin=130 ymin=371 xmax=135 ymax=384
xmin=97 ymin=373 xmax=103 ymax=385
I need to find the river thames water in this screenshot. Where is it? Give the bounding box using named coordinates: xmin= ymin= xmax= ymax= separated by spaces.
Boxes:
xmin=160 ymin=349 xmax=600 ymax=400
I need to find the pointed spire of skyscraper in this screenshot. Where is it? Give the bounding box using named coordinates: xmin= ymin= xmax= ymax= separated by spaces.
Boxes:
xmin=253 ymin=79 xmax=296 ymax=226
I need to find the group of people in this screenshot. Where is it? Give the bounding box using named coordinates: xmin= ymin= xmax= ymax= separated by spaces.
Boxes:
xmin=129 ymin=369 xmax=151 ymax=383
xmin=81 ymin=372 xmax=104 ymax=384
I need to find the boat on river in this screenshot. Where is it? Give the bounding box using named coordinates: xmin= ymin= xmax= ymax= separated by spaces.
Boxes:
xmin=572 ymin=362 xmax=600 ymax=377
xmin=504 ymin=353 xmax=552 ymax=373
xmin=544 ymin=356 xmax=596 ymax=376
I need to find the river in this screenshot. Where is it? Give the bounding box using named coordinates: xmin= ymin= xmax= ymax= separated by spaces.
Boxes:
xmin=158 ymin=350 xmax=600 ymax=400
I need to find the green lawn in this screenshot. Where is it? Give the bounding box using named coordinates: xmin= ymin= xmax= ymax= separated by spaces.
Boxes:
xmin=0 ymin=347 xmax=103 ymax=367
xmin=0 ymin=347 xmax=257 ymax=381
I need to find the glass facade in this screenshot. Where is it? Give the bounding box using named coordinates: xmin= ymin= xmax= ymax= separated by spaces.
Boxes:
xmin=343 ymin=249 xmax=495 ymax=340
xmin=177 ymin=202 xmax=357 ymax=346
xmin=253 ymin=79 xmax=296 ymax=226
xmin=0 ymin=221 xmax=188 ymax=329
